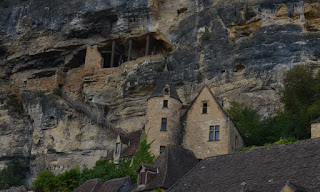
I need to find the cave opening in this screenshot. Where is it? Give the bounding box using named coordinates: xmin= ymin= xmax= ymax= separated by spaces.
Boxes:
xmin=97 ymin=33 xmax=173 ymax=69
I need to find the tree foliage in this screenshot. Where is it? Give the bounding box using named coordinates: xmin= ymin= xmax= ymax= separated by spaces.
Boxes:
xmin=228 ymin=65 xmax=320 ymax=147
xmin=32 ymin=136 xmax=155 ymax=192
xmin=0 ymin=160 xmax=29 ymax=190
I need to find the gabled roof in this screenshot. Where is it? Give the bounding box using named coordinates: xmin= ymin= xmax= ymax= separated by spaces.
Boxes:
xmin=168 ymin=138 xmax=320 ymax=192
xmin=137 ymin=163 xmax=157 ymax=173
xmin=106 ymin=130 xmax=143 ymax=160
xmin=74 ymin=179 xmax=102 ymax=192
xmin=149 ymin=71 xmax=181 ymax=102
xmin=136 ymin=145 xmax=198 ymax=191
xmin=183 ymin=85 xmax=228 ymax=118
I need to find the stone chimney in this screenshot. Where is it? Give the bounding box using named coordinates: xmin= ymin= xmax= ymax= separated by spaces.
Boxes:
xmin=311 ymin=117 xmax=320 ymax=139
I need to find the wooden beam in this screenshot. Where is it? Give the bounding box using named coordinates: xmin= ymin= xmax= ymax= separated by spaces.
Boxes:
xmin=127 ymin=39 xmax=132 ymax=61
xmin=145 ymin=34 xmax=150 ymax=56
xmin=110 ymin=40 xmax=116 ymax=68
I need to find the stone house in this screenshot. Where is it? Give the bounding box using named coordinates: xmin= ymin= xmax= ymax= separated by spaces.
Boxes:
xmin=146 ymin=71 xmax=244 ymax=159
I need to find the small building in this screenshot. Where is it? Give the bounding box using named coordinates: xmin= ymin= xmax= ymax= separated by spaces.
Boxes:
xmin=167 ymin=138 xmax=320 ymax=192
xmin=106 ymin=130 xmax=142 ymax=164
xmin=131 ymin=145 xmax=198 ymax=192
xmin=146 ymin=70 xmax=244 ymax=159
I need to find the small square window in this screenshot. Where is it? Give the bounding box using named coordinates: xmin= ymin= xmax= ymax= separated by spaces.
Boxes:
xmin=163 ymin=100 xmax=168 ymax=108
xmin=160 ymin=146 xmax=165 ymax=154
xmin=209 ymin=125 xmax=220 ymax=141
xmin=164 ymin=88 xmax=169 ymax=95
xmin=202 ymin=102 xmax=208 ymax=114
xmin=161 ymin=118 xmax=167 ymax=131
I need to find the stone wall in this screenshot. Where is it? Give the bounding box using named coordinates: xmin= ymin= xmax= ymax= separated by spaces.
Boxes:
xmin=311 ymin=122 xmax=320 ymax=139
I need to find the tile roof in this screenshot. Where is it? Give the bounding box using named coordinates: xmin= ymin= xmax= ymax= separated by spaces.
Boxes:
xmin=149 ymin=72 xmax=181 ymax=102
xmin=168 ymin=138 xmax=320 ymax=192
xmin=106 ymin=130 xmax=143 ymax=160
xmin=74 ymin=179 xmax=102 ymax=192
xmin=0 ymin=186 xmax=27 ymax=192
xmin=136 ymin=145 xmax=198 ymax=191
xmin=97 ymin=177 xmax=131 ymax=192
xmin=74 ymin=177 xmax=131 ymax=192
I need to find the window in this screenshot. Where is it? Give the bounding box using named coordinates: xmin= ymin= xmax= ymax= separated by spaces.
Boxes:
xmin=161 ymin=118 xmax=167 ymax=131
xmin=164 ymin=88 xmax=169 ymax=95
xmin=163 ymin=100 xmax=168 ymax=108
xmin=160 ymin=146 xmax=165 ymax=154
xmin=209 ymin=125 xmax=220 ymax=141
xmin=202 ymin=101 xmax=208 ymax=114
xmin=164 ymin=85 xmax=170 ymax=95
xmin=138 ymin=172 xmax=146 ymax=185
xmin=116 ymin=143 xmax=121 ymax=155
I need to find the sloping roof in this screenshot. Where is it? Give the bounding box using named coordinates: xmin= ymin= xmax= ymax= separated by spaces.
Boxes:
xmin=97 ymin=177 xmax=130 ymax=192
xmin=168 ymin=138 xmax=320 ymax=192
xmin=137 ymin=145 xmax=198 ymax=191
xmin=311 ymin=117 xmax=320 ymax=123
xmin=137 ymin=163 xmax=158 ymax=173
xmin=106 ymin=130 xmax=142 ymax=160
xmin=183 ymin=85 xmax=228 ymax=118
xmin=0 ymin=186 xmax=27 ymax=192
xmin=75 ymin=177 xmax=130 ymax=192
xmin=74 ymin=179 xmax=102 ymax=192
xmin=149 ymin=72 xmax=181 ymax=101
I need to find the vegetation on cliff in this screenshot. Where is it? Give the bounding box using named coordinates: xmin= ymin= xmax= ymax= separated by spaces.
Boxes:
xmin=0 ymin=160 xmax=29 ymax=190
xmin=32 ymin=136 xmax=154 ymax=192
xmin=229 ymin=65 xmax=320 ymax=146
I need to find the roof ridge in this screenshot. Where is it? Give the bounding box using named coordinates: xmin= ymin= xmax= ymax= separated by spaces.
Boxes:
xmin=161 ymin=146 xmax=170 ymax=187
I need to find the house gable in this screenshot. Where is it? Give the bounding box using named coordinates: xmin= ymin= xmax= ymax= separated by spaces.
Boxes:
xmin=182 ymin=85 xmax=243 ymax=159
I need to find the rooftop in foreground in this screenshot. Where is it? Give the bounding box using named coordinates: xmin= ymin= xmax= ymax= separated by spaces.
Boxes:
xmin=168 ymin=138 xmax=320 ymax=192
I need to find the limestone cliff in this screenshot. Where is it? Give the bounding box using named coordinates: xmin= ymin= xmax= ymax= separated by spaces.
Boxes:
xmin=0 ymin=0 xmax=320 ymax=183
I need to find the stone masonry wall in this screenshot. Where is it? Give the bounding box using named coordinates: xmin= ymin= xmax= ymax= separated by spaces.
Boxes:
xmin=146 ymin=95 xmax=182 ymax=156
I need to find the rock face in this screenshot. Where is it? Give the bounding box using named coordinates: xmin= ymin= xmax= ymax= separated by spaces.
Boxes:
xmin=0 ymin=0 xmax=320 ymax=184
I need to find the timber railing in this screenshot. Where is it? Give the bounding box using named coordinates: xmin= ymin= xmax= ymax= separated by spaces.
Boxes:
xmin=61 ymin=92 xmax=126 ymax=137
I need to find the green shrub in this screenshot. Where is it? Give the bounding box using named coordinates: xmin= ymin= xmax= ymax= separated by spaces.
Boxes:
xmin=33 ymin=135 xmax=155 ymax=191
xmin=52 ymin=87 xmax=62 ymax=96
xmin=0 ymin=160 xmax=29 ymax=190
xmin=0 ymin=0 xmax=10 ymax=8
xmin=34 ymin=90 xmax=46 ymax=98
xmin=32 ymin=171 xmax=55 ymax=192
xmin=200 ymin=29 xmax=211 ymax=43
xmin=6 ymin=95 xmax=23 ymax=114
xmin=240 ymin=145 xmax=259 ymax=151
xmin=273 ymin=138 xmax=297 ymax=145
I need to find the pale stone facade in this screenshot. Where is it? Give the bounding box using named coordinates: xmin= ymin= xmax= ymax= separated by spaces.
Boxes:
xmin=146 ymin=91 xmax=182 ymax=156
xmin=84 ymin=45 xmax=104 ymax=71
xmin=145 ymin=75 xmax=244 ymax=159
xmin=311 ymin=121 xmax=320 ymax=139
xmin=182 ymin=86 xmax=244 ymax=159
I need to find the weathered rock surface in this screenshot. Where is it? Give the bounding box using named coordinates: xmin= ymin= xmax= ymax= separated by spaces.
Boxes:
xmin=0 ymin=0 xmax=320 ymax=184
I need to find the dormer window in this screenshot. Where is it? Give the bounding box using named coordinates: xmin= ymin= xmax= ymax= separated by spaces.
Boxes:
xmin=164 ymin=84 xmax=170 ymax=95
xmin=138 ymin=172 xmax=146 ymax=185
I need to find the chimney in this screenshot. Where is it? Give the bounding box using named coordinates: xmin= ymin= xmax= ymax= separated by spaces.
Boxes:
xmin=311 ymin=117 xmax=320 ymax=139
